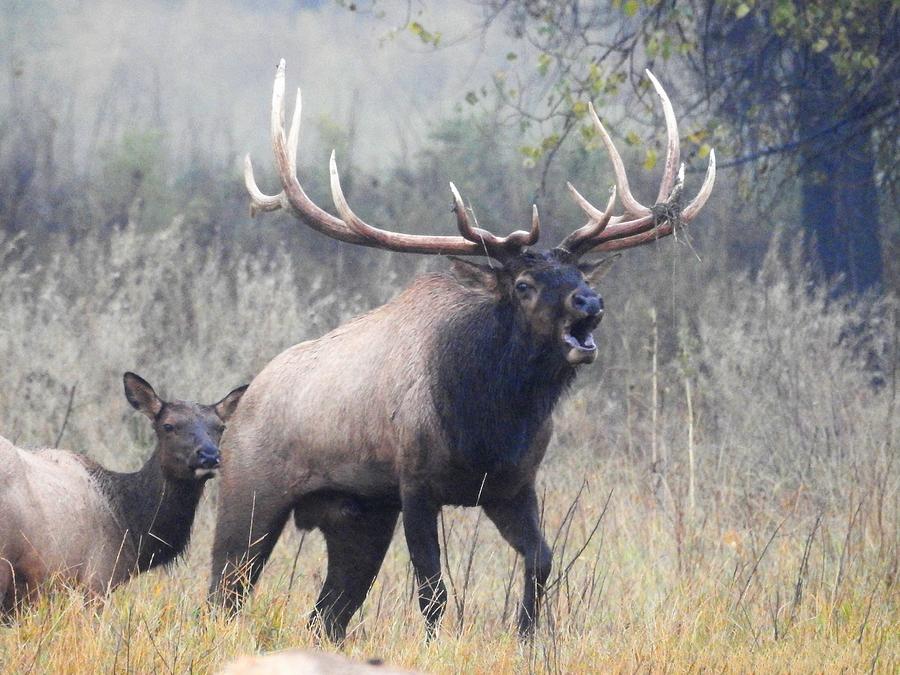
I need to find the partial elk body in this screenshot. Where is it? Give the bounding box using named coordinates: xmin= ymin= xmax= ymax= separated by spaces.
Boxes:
xmin=218 ymin=649 xmax=420 ymax=675
xmin=0 ymin=373 xmax=246 ymax=616
xmin=209 ymin=60 xmax=715 ymax=641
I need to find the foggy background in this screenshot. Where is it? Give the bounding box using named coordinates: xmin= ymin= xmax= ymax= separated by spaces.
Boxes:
xmin=2 ymin=1 xmax=538 ymax=171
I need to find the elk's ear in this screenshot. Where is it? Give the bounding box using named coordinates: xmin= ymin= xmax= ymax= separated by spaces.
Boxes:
xmin=214 ymin=384 xmax=249 ymax=422
xmin=579 ymin=254 xmax=620 ymax=286
xmin=123 ymin=372 xmax=163 ymax=419
xmin=448 ymin=257 xmax=500 ymax=292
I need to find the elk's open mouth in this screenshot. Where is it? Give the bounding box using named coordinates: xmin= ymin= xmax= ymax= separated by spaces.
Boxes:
xmin=561 ymin=315 xmax=601 ymax=364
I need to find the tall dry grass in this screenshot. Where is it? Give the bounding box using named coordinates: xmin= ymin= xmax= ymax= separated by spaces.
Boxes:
xmin=0 ymin=221 xmax=896 ymax=673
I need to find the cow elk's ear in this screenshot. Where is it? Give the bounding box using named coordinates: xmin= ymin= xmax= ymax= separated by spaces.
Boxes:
xmin=448 ymin=257 xmax=501 ymax=293
xmin=214 ymin=384 xmax=249 ymax=422
xmin=123 ymin=372 xmax=163 ymax=419
xmin=578 ymin=253 xmax=620 ymax=286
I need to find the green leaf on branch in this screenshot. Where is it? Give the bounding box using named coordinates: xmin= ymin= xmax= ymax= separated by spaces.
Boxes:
xmin=812 ymin=38 xmax=828 ymax=53
xmin=541 ymin=134 xmax=561 ymax=152
xmin=408 ymin=21 xmax=441 ymax=46
xmin=687 ymin=129 xmax=709 ymax=144
xmin=519 ymin=144 xmax=541 ymax=168
xmin=537 ymin=53 xmax=552 ymax=76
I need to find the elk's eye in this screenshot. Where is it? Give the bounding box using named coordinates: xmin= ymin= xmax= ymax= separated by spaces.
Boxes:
xmin=515 ymin=281 xmax=532 ymax=293
xmin=162 ymin=424 xmax=175 ymax=433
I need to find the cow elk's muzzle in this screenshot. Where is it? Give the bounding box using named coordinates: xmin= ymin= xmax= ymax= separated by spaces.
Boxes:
xmin=192 ymin=444 xmax=221 ymax=477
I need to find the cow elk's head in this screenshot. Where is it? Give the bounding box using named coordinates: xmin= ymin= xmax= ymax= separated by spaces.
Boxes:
xmin=244 ymin=61 xmax=716 ymax=368
xmin=123 ymin=372 xmax=247 ymax=481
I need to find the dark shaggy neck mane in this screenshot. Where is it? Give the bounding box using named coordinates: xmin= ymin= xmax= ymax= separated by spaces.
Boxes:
xmin=431 ymin=289 xmax=576 ymax=472
xmin=91 ymin=454 xmax=206 ymax=574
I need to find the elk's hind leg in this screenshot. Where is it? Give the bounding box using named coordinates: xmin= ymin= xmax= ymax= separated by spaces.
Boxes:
xmin=310 ymin=499 xmax=398 ymax=643
xmin=401 ymin=490 xmax=446 ymax=639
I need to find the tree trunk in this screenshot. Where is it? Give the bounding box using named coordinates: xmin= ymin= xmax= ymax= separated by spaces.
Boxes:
xmin=796 ymin=50 xmax=883 ymax=293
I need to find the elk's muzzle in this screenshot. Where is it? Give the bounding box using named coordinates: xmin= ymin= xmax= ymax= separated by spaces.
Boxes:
xmin=562 ymin=294 xmax=603 ymax=365
xmin=192 ymin=444 xmax=221 ymax=472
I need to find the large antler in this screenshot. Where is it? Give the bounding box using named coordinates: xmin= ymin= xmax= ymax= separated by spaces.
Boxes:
xmin=245 ymin=60 xmax=540 ymax=259
xmin=557 ymin=71 xmax=716 ymax=256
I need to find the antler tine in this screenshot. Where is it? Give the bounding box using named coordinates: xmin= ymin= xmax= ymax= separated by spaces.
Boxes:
xmin=567 ymin=182 xmax=612 ymax=223
xmin=500 ymin=202 xmax=541 ymax=250
xmin=681 ymin=149 xmax=716 ymax=220
xmin=557 ymin=185 xmax=617 ymax=254
xmin=450 ymin=181 xmax=479 ymax=240
xmin=244 ymin=154 xmax=281 ymax=215
xmin=244 ymin=62 xmax=300 ymax=215
xmin=448 ymin=181 xmax=539 ymax=253
xmin=645 ymin=70 xmax=681 ymax=205
xmin=329 ymin=151 xmax=376 ymax=240
xmin=287 ymin=87 xmax=301 ymax=174
xmin=529 ymin=205 xmax=540 ymax=243
xmin=588 ymin=101 xmax=651 ymax=218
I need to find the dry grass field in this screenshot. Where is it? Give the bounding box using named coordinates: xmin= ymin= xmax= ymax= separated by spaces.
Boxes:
xmin=0 ymin=224 xmax=897 ymax=673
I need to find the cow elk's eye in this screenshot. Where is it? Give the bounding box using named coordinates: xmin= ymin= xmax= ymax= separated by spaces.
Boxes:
xmin=515 ymin=281 xmax=533 ymax=294
xmin=162 ymin=424 xmax=175 ymax=433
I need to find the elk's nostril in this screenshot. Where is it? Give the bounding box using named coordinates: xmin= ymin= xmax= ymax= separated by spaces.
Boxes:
xmin=573 ymin=293 xmax=601 ymax=316
xmin=196 ymin=445 xmax=220 ymax=465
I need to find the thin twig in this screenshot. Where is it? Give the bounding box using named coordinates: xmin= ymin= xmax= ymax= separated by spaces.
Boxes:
xmin=287 ymin=531 xmax=307 ymax=595
xmin=736 ymin=514 xmax=789 ymax=608
xmin=54 ymin=382 xmax=77 ymax=447
xmin=546 ymin=488 xmax=613 ymax=593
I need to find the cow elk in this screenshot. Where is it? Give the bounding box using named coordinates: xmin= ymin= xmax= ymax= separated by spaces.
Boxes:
xmin=209 ymin=60 xmax=715 ymax=641
xmin=0 ymin=373 xmax=246 ymax=616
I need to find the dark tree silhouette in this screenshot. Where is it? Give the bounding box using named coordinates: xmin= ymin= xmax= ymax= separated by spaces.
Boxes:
xmin=696 ymin=2 xmax=898 ymax=293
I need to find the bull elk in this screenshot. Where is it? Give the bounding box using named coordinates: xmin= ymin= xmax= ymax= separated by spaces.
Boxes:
xmin=0 ymin=373 xmax=246 ymax=615
xmin=209 ymin=60 xmax=715 ymax=641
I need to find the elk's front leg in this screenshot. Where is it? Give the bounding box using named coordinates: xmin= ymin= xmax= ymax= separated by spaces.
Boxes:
xmin=401 ymin=490 xmax=446 ymax=638
xmin=483 ymin=486 xmax=551 ymax=638
xmin=0 ymin=560 xmax=14 ymax=621
xmin=208 ymin=481 xmax=292 ymax=615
